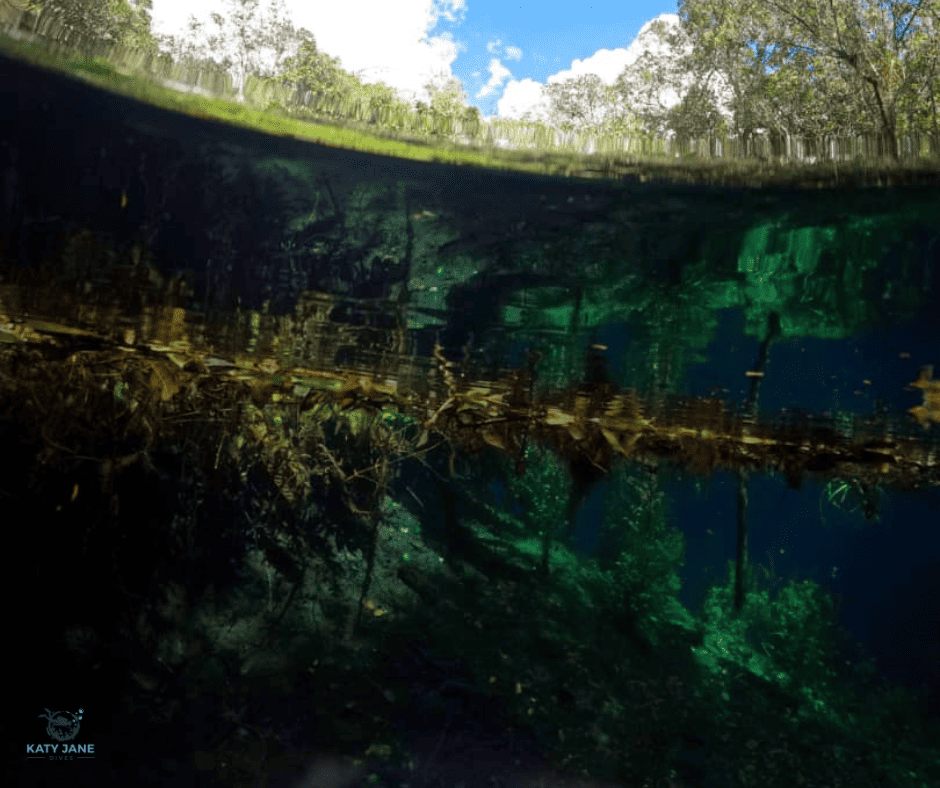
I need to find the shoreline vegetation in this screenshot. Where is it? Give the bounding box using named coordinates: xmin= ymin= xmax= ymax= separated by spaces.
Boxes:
xmin=2 ymin=28 xmax=940 ymax=190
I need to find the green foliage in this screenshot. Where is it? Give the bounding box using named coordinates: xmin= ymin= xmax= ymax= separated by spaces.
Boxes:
xmin=422 ymin=76 xmax=470 ymax=139
xmin=264 ymin=38 xmax=359 ymax=111
xmin=104 ymin=0 xmax=160 ymax=56
xmin=696 ymin=561 xmax=844 ymax=707
xmin=820 ymin=476 xmax=884 ymax=526
xmin=542 ymin=74 xmax=614 ymax=130
xmin=263 ymin=100 xmax=286 ymax=117
xmin=165 ymin=0 xmax=317 ymax=103
xmin=595 ymin=468 xmax=685 ymax=626
xmin=892 ymin=28 xmax=940 ymax=137
xmin=16 ymin=0 xmax=161 ymax=60
xmin=504 ymin=441 xmax=571 ymax=537
xmin=665 ymin=82 xmax=729 ymax=145
xmin=355 ymin=81 xmax=413 ymax=130
xmin=677 ymin=0 xmax=940 ymax=161
xmin=69 ymin=55 xmax=118 ymax=78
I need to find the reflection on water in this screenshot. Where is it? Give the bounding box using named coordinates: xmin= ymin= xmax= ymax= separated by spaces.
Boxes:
xmin=4 ymin=42 xmax=940 ymax=788
xmin=2 ymin=271 xmax=937 ymax=500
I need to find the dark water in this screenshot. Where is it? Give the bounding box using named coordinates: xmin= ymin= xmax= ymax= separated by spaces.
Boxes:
xmin=3 ymin=45 xmax=940 ymax=788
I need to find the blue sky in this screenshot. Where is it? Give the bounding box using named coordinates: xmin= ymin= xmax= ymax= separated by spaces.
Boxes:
xmin=147 ymin=0 xmax=936 ymax=129
xmin=148 ymin=0 xmax=709 ymax=123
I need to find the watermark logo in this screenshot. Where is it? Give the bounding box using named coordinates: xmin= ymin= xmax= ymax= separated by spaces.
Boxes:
xmin=26 ymin=708 xmax=95 ymax=760
xmin=40 ymin=708 xmax=82 ymax=741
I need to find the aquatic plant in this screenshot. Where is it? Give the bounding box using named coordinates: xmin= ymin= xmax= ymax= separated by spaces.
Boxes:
xmin=595 ymin=465 xmax=686 ymax=631
xmin=696 ymin=561 xmax=847 ymax=719
xmin=504 ymin=441 xmax=571 ymax=536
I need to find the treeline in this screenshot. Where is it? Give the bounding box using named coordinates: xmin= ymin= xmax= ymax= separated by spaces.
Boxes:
xmin=0 ymin=0 xmax=491 ymax=143
xmin=4 ymin=0 xmax=939 ymax=162
xmin=511 ymin=3 xmax=940 ymax=163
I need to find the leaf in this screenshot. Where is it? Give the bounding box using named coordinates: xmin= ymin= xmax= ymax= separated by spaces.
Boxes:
xmin=602 ymin=428 xmax=626 ymax=455
xmin=545 ymin=407 xmax=574 ymax=426
xmin=482 ymin=429 xmax=506 ymax=450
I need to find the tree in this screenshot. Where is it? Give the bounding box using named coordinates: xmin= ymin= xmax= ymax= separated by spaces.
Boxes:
xmin=723 ymin=24 xmax=885 ymax=157
xmin=589 ymin=84 xmax=651 ymax=139
xmin=460 ymin=105 xmax=483 ymax=141
xmin=657 ymin=1 xmax=877 ymax=158
xmin=883 ymin=11 xmax=940 ymax=146
xmin=173 ymin=0 xmax=314 ymax=102
xmin=802 ymin=1 xmax=940 ymax=152
xmin=610 ymin=19 xmax=697 ymax=140
xmin=255 ymin=31 xmax=392 ymax=120
xmin=481 ymin=3 xmax=935 ymax=161
xmin=18 ymin=0 xmax=161 ymax=58
xmin=609 ymin=16 xmax=755 ymax=146
xmin=822 ymin=0 xmax=940 ymax=153
xmin=256 ymin=42 xmax=416 ymax=130
xmin=149 ymin=22 xmax=237 ymax=93
xmin=629 ymin=24 xmax=733 ymax=148
xmin=106 ymin=0 xmax=159 ymax=56
xmin=665 ymin=82 xmax=729 ymax=155
xmin=356 ymin=81 xmax=414 ymax=130
xmin=679 ymin=5 xmax=821 ymax=154
xmin=677 ymin=0 xmax=940 ymax=161
xmin=542 ymin=74 xmax=616 ymax=130
xmin=422 ymin=75 xmax=470 ymax=138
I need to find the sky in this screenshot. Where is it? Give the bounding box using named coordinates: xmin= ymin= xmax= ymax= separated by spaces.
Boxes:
xmin=146 ymin=0 xmax=733 ymax=125
xmin=143 ymin=0 xmax=937 ymax=135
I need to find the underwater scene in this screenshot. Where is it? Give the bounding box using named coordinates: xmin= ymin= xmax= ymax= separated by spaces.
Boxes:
xmin=3 ymin=33 xmax=940 ymax=788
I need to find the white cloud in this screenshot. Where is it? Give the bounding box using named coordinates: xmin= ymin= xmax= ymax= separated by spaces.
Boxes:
xmin=494 ymin=78 xmax=552 ymax=123
xmin=150 ymin=0 xmax=467 ymax=106
xmin=549 ymin=46 xmax=637 ymax=86
xmin=476 ymin=58 xmax=512 ymax=100
xmin=149 ymin=4 xmax=740 ymax=129
xmin=494 ymin=14 xmax=739 ymax=127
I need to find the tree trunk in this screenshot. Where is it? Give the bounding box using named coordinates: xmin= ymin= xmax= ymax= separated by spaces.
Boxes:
xmin=865 ymin=77 xmax=901 ymax=162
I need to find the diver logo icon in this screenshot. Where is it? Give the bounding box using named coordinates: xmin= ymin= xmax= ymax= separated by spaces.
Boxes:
xmin=26 ymin=708 xmax=95 ymax=759
xmin=39 ymin=708 xmax=82 ymax=741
